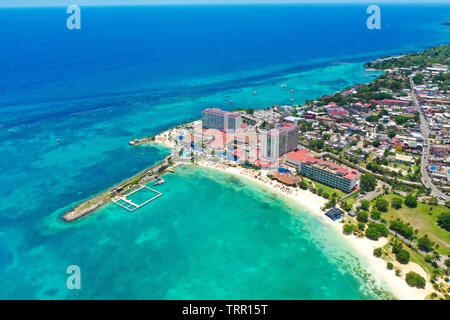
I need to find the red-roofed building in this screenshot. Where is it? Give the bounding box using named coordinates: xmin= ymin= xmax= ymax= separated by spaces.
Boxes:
xmin=369 ymin=99 xmax=410 ymax=107
xmin=327 ymin=107 xmax=349 ymax=120
xmin=284 ymin=149 xmax=359 ymax=193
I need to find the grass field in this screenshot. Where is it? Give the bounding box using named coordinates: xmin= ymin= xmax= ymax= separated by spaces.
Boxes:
xmin=302 ymin=177 xmax=346 ymax=200
xmin=372 ymin=193 xmax=450 ymax=255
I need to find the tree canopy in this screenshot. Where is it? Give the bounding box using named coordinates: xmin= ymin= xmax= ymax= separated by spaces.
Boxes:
xmin=360 ymin=173 xmax=377 ymax=192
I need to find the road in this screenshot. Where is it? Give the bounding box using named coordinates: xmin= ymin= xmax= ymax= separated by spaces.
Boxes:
xmin=409 ymin=74 xmax=447 ymax=202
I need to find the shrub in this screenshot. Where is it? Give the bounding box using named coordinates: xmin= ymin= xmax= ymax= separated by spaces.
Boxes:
xmin=391 ymin=197 xmax=403 ymax=209
xmin=389 ymin=219 xmax=414 ymax=239
xmin=405 ymin=271 xmax=426 ymax=289
xmin=445 ymin=259 xmax=450 ymax=268
xmin=392 ymin=241 xmax=403 ymax=254
xmin=357 ymin=211 xmax=369 ymax=223
xmin=404 ymin=195 xmax=418 ymax=208
xmin=360 ymin=200 xmax=370 ymax=211
xmin=357 ymin=222 xmax=366 ymax=231
xmin=373 ymin=247 xmax=382 ymax=257
xmin=396 ymin=249 xmax=410 ymax=264
xmin=387 ymin=262 xmax=394 ymax=270
xmin=437 ymin=212 xmax=450 ymax=231
xmin=365 ymin=222 xmax=389 ymax=240
xmin=299 ymin=181 xmax=308 ymax=190
xmin=375 ymin=198 xmax=389 ymax=212
xmin=417 ymin=235 xmax=434 ymax=252
xmin=343 ymin=224 xmax=355 ymax=235
xmin=370 ymin=208 xmax=381 ymax=221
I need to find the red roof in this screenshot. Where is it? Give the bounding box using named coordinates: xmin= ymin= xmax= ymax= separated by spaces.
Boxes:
xmin=285 ymin=149 xmax=358 ymax=180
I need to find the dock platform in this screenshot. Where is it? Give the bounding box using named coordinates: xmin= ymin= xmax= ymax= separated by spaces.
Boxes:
xmin=112 ymin=184 xmax=162 ymax=212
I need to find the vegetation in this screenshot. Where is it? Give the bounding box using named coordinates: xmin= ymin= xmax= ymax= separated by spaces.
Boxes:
xmin=360 ymin=173 xmax=377 ymax=192
xmin=405 ymin=271 xmax=426 ymax=289
xmin=364 ymin=45 xmax=450 ymax=70
xmin=356 ymin=211 xmax=369 ymax=223
xmin=396 ymin=249 xmax=411 ymax=264
xmin=389 ymin=219 xmax=414 ymax=240
xmin=437 ymin=212 xmax=450 ymax=231
xmin=405 ymin=195 xmax=418 ymax=208
xmin=343 ymin=224 xmax=355 ymax=235
xmin=299 ymin=181 xmax=308 ymax=190
xmin=360 ymin=199 xmax=370 ymax=211
xmin=375 ymin=198 xmax=389 ymax=212
xmin=417 ymin=235 xmax=434 ymax=252
xmin=365 ymin=222 xmax=389 ymax=240
xmin=373 ymin=247 xmax=382 ymax=257
xmin=374 ymin=193 xmax=450 ymax=255
xmin=371 ymin=208 xmax=381 ymax=221
xmin=391 ymin=197 xmax=403 ymax=210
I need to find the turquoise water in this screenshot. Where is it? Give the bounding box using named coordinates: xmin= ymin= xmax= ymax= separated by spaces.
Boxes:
xmin=0 ymin=165 xmax=392 ymax=299
xmin=0 ymin=4 xmax=449 ymax=299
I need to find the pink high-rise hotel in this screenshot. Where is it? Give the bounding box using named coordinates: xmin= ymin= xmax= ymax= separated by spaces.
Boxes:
xmin=201 ymin=108 xmax=242 ymax=132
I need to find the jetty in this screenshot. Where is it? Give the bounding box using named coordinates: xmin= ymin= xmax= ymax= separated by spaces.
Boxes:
xmin=62 ymin=155 xmax=174 ymax=222
xmin=129 ymin=137 xmax=155 ymax=146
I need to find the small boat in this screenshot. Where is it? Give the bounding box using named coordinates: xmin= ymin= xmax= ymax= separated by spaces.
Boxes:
xmin=290 ymin=99 xmax=294 ymax=102
xmin=281 ymin=84 xmax=287 ymax=88
xmin=56 ymin=138 xmax=61 ymax=143
xmin=229 ymin=100 xmax=233 ymax=103
xmin=168 ymin=169 xmax=175 ymax=173
xmin=290 ymin=89 xmax=295 ymax=93
xmin=253 ymin=91 xmax=257 ymax=95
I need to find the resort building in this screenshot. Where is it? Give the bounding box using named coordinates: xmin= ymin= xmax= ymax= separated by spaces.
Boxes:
xmin=284 ymin=149 xmax=358 ymax=193
xmin=260 ymin=122 xmax=299 ymax=160
xmin=202 ymin=108 xmax=242 ymax=132
xmin=272 ymin=171 xmax=300 ymax=186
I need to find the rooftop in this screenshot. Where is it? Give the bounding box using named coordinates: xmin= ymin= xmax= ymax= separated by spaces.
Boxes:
xmin=285 ymin=149 xmax=358 ymax=180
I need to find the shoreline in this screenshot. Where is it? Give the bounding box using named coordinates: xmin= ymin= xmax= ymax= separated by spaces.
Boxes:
xmin=195 ymin=160 xmax=434 ymax=300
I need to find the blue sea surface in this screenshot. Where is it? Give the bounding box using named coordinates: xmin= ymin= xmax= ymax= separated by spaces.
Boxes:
xmin=0 ymin=4 xmax=448 ymax=299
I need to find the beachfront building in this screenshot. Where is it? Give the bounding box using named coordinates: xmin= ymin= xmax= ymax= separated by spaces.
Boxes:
xmin=202 ymin=108 xmax=242 ymax=132
xmin=284 ymin=149 xmax=358 ymax=193
xmin=260 ymin=122 xmax=299 ymax=160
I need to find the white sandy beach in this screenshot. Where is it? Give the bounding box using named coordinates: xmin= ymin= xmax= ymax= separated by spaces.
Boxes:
xmin=196 ymin=160 xmax=434 ymax=300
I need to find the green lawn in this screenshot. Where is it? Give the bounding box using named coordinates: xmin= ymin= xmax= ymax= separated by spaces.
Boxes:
xmin=372 ymin=193 xmax=450 ymax=255
xmin=302 ymin=177 xmax=346 ymax=199
xmin=340 ymin=189 xmax=361 ymax=209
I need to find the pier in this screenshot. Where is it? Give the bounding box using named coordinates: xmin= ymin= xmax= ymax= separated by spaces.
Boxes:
xmin=62 ymin=154 xmax=176 ymax=222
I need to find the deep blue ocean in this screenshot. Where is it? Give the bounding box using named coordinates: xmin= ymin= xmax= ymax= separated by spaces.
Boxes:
xmin=0 ymin=4 xmax=448 ymax=299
